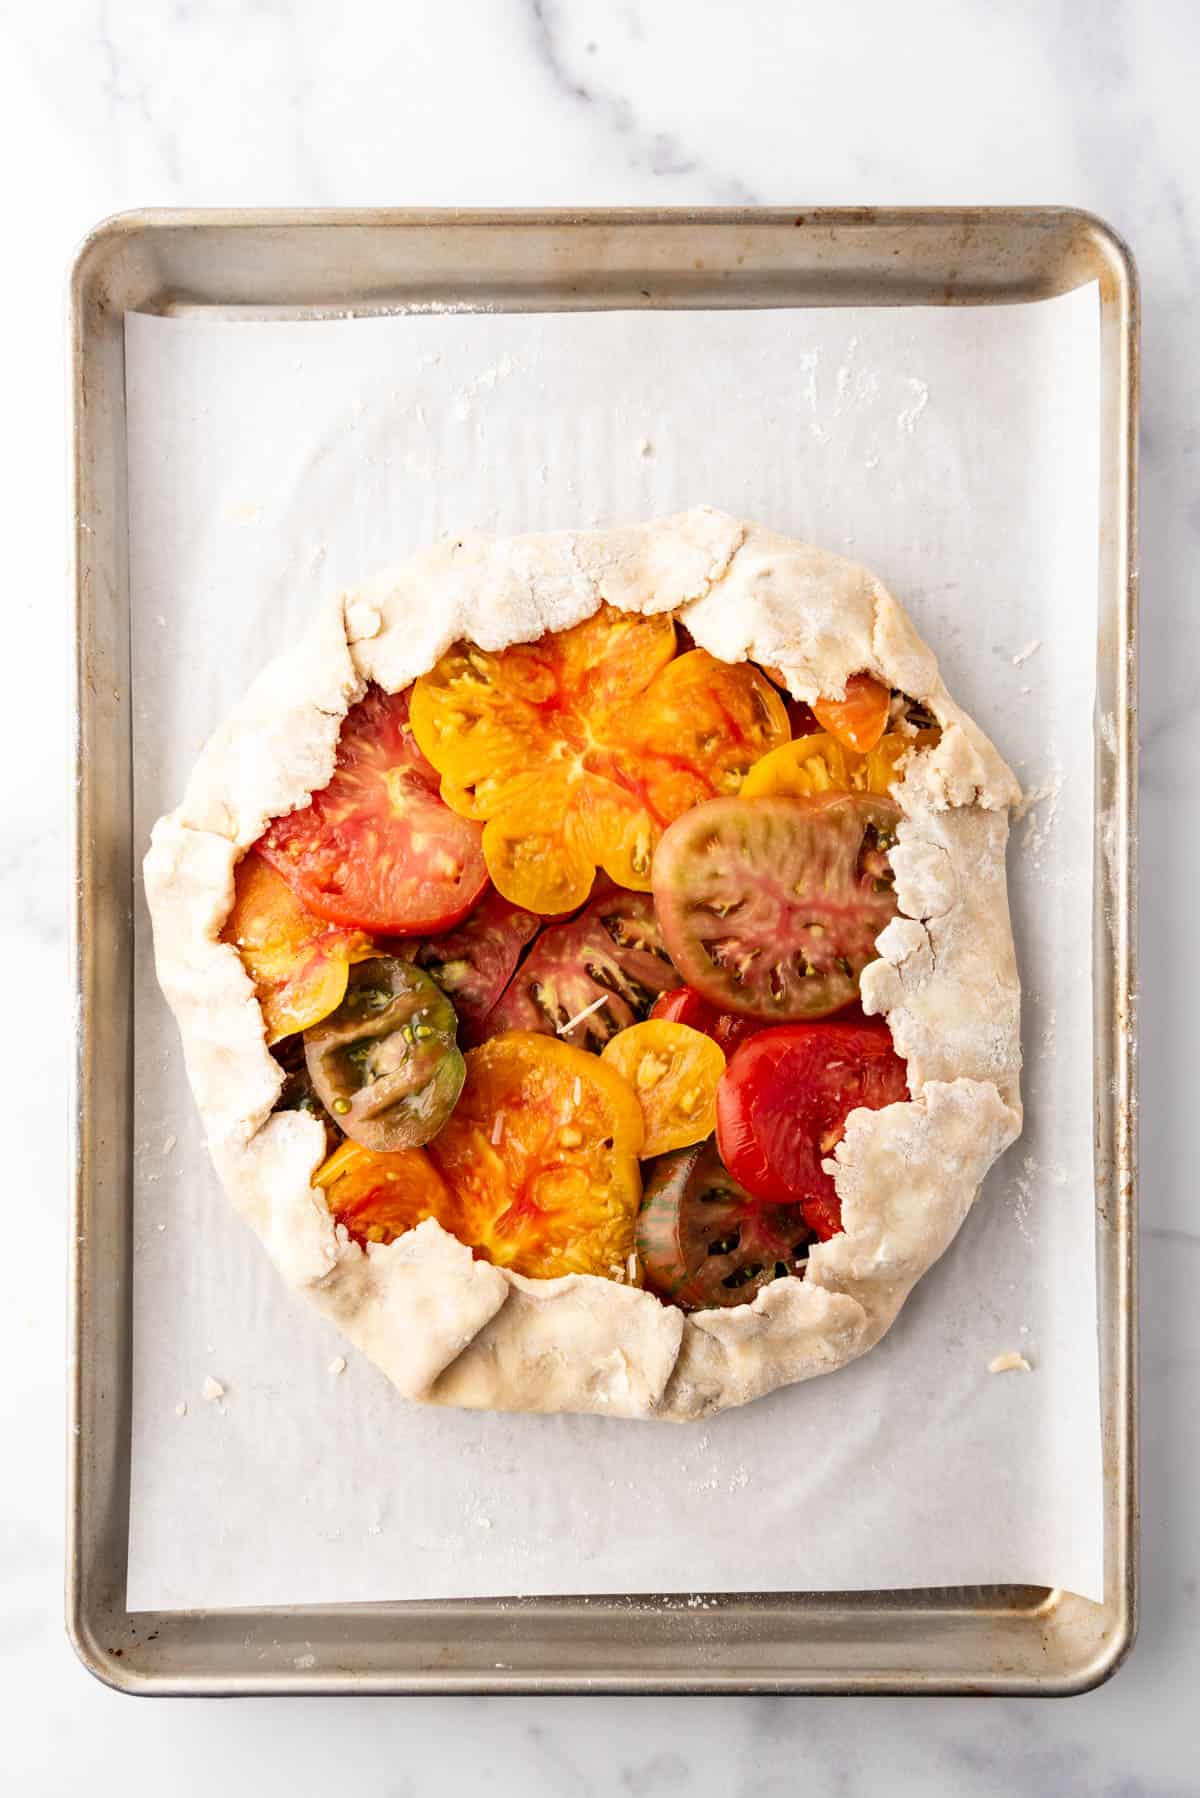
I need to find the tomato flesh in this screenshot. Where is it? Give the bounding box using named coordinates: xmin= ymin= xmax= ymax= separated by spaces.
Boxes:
xmin=652 ymin=792 xmax=901 ymax=1021
xmin=600 ymin=1020 xmax=726 ymax=1158
xmin=314 ymin=1138 xmax=455 ymax=1248
xmin=638 ymin=1138 xmax=814 ymax=1309
xmin=427 ymin=1032 xmax=644 ymax=1280
xmin=480 ymin=883 xmax=681 ymax=1051
xmin=410 ymin=612 xmax=789 ymax=913
xmin=303 ymin=956 xmax=465 ymax=1153
xmin=648 ymin=987 xmax=761 ymax=1056
xmin=742 ymin=728 xmax=933 ymax=801
xmin=222 ymin=849 xmax=373 ymax=1043
xmin=715 ymin=1021 xmax=909 ymax=1238
xmin=258 ymin=684 xmax=489 ymax=935
xmin=396 ymin=888 xmax=540 ymax=1046
xmin=812 ymin=672 xmax=891 ymax=753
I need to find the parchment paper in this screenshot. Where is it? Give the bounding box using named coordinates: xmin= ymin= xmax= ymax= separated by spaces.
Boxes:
xmin=124 ymin=289 xmax=1103 ymax=1609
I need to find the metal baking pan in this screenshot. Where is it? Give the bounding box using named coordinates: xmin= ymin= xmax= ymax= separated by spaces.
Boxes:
xmin=68 ymin=207 xmax=1138 ymax=1695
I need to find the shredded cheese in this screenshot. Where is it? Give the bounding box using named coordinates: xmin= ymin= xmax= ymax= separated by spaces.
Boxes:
xmin=557 ymin=994 xmax=609 ymax=1036
xmin=988 ymin=1352 xmax=1032 ymax=1375
xmin=490 ymin=1112 xmax=505 ymax=1146
xmin=572 ymin=1076 xmax=583 ymax=1105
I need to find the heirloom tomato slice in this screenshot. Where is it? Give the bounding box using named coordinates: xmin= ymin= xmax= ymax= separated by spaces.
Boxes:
xmin=637 ymin=1139 xmax=814 ymax=1309
xmin=222 ymin=850 xmax=374 ymax=1043
xmin=426 ymin=1032 xmax=644 ymax=1280
xmin=740 ymin=727 xmax=924 ymax=800
xmin=601 ymin=1020 xmax=726 ymax=1158
xmin=258 ymin=684 xmax=488 ymax=935
xmin=398 ymin=888 xmax=540 ymax=1046
xmin=812 ymin=672 xmax=891 ymax=753
xmin=409 ymin=610 xmax=788 ymax=913
xmin=303 ymin=957 xmax=465 ymax=1154
xmin=715 ymin=1020 xmax=909 ymax=1238
xmin=314 ymin=1137 xmax=455 ymax=1248
xmin=652 ymin=792 xmax=901 ymax=1021
xmin=481 ymin=883 xmax=680 ymax=1051
xmin=648 ymin=986 xmax=761 ymax=1056
xmin=580 ymin=649 xmax=792 ymax=848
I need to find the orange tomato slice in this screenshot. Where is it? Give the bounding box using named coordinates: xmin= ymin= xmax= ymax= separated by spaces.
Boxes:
xmin=426 ymin=1032 xmax=644 ymax=1281
xmin=600 ymin=1020 xmax=726 ymax=1157
xmin=222 ymin=850 xmax=374 ymax=1043
xmin=410 ymin=611 xmax=789 ymax=914
xmin=314 ymin=1138 xmax=454 ymax=1247
xmin=812 ymin=672 xmax=891 ymax=754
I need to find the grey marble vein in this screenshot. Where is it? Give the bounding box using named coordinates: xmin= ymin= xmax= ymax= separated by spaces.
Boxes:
xmin=527 ymin=0 xmax=761 ymax=203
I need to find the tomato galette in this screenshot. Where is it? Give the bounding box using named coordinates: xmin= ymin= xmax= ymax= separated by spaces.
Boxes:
xmin=145 ymin=509 xmax=1022 ymax=1419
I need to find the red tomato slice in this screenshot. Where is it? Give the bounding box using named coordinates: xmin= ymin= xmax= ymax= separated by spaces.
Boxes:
xmin=258 ymin=684 xmax=488 ymax=935
xmin=715 ymin=1021 xmax=909 ymax=1239
xmin=395 ymin=889 xmax=541 ymax=1046
xmin=649 ymin=987 xmax=761 ymax=1056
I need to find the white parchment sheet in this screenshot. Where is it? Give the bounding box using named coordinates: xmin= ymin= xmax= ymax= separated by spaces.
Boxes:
xmin=125 ymin=290 xmax=1102 ymax=1609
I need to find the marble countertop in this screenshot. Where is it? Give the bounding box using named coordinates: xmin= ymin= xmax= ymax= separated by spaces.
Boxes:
xmin=3 ymin=1 xmax=1193 ymax=1791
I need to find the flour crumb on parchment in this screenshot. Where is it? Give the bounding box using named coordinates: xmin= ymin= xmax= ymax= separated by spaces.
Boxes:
xmin=897 ymin=377 xmax=929 ymax=433
xmin=201 ymin=1375 xmax=225 ymax=1403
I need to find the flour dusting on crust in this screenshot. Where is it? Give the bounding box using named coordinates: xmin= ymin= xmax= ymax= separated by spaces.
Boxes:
xmin=144 ymin=509 xmax=1022 ymax=1421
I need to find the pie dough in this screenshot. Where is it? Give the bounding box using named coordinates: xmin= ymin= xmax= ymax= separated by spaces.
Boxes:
xmin=144 ymin=508 xmax=1022 ymax=1420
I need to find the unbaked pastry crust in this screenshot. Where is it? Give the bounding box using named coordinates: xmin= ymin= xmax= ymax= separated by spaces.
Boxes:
xmin=144 ymin=509 xmax=1022 ymax=1420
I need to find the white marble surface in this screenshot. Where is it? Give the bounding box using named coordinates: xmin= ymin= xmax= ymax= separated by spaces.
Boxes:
xmin=1 ymin=0 xmax=1193 ymax=1790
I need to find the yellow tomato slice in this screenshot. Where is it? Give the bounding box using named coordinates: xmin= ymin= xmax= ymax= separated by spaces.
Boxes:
xmin=481 ymin=774 xmax=599 ymax=915
xmin=427 ymin=1032 xmax=644 ymax=1281
xmin=411 ymin=614 xmax=789 ymax=912
xmin=812 ymin=672 xmax=891 ymax=753
xmin=741 ymin=728 xmax=934 ymax=800
xmin=600 ymin=1020 xmax=726 ymax=1157
xmin=222 ymin=850 xmax=374 ymax=1043
xmin=741 ymin=731 xmax=856 ymax=798
xmin=314 ymin=1138 xmax=455 ymax=1246
xmin=570 ymin=770 xmax=659 ymax=892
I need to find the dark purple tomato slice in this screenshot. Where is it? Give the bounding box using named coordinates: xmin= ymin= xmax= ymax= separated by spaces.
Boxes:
xmin=394 ymin=889 xmax=540 ymax=1047
xmin=303 ymin=956 xmax=465 ymax=1154
xmin=637 ymin=1138 xmax=814 ymax=1310
xmin=651 ymin=792 xmax=901 ymax=1021
xmin=479 ymin=884 xmax=681 ymax=1052
xmin=715 ymin=1020 xmax=909 ymax=1239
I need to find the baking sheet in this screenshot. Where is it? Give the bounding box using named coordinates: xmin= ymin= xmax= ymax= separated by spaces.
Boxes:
xmin=124 ymin=291 xmax=1103 ymax=1610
